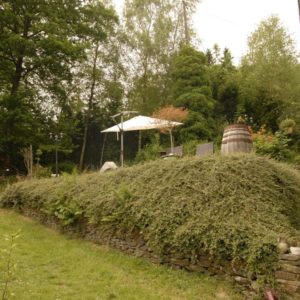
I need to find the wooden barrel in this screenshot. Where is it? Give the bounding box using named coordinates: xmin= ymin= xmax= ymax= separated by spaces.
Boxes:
xmin=221 ymin=124 xmax=252 ymax=154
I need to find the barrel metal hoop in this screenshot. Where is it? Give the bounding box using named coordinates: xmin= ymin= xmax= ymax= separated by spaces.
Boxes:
xmin=222 ymin=138 xmax=253 ymax=144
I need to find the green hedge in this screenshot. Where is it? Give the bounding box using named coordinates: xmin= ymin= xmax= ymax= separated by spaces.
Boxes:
xmin=1 ymin=154 xmax=300 ymax=282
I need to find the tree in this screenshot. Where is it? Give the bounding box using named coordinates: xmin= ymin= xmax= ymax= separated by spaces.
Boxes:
xmin=0 ymin=1 xmax=81 ymax=170
xmin=298 ymin=0 xmax=300 ymax=24
xmin=239 ymin=16 xmax=300 ymax=131
xmin=77 ymin=2 xmax=119 ymax=171
xmin=208 ymin=47 xmax=239 ymax=124
xmin=122 ymin=0 xmax=200 ymax=115
xmin=169 ymin=45 xmax=216 ymax=141
xmin=0 ymin=0 xmax=117 ymax=172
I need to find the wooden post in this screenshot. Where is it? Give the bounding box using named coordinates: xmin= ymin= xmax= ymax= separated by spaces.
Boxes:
xmin=169 ymin=129 xmax=174 ymax=154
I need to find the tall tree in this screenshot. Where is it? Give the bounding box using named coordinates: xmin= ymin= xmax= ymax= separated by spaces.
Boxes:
xmin=169 ymin=45 xmax=216 ymax=141
xmin=298 ymin=0 xmax=300 ymax=23
xmin=239 ymin=16 xmax=300 ymax=131
xmin=77 ymin=2 xmax=119 ymax=171
xmin=208 ymin=47 xmax=239 ymax=124
xmin=0 ymin=0 xmax=117 ymax=172
xmin=122 ymin=0 xmax=200 ymax=115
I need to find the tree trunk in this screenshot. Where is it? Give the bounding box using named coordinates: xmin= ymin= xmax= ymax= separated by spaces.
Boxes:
xmin=10 ymin=16 xmax=31 ymax=97
xmin=298 ymin=0 xmax=300 ymax=23
xmin=21 ymin=145 xmax=33 ymax=178
xmin=182 ymin=0 xmax=189 ymax=44
xmin=10 ymin=57 xmax=23 ymax=97
xmin=79 ymin=43 xmax=99 ymax=172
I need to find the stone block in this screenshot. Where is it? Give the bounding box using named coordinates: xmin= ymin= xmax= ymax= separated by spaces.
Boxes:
xmin=281 ymin=264 xmax=300 ymax=274
xmin=196 ymin=257 xmax=212 ymax=268
xmin=149 ymin=255 xmax=163 ymax=264
xmin=279 ymin=254 xmax=300 ymax=261
xmin=184 ymin=265 xmax=207 ymax=273
xmin=280 ymin=259 xmax=300 ymax=267
xmin=234 ymin=276 xmax=249 ymax=285
xmin=100 ymin=161 xmax=118 ymax=173
xmin=277 ymin=279 xmax=300 ymax=293
xmin=275 ymin=271 xmax=300 ymax=281
xmin=134 ymin=250 xmax=145 ymax=258
xmin=170 ymin=258 xmax=190 ymax=267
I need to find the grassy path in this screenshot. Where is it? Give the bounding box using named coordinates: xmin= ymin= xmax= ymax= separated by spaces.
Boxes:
xmin=0 ymin=210 xmax=241 ymax=300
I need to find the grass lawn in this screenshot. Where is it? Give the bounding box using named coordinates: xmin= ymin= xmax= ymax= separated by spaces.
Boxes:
xmin=0 ymin=209 xmax=242 ymax=300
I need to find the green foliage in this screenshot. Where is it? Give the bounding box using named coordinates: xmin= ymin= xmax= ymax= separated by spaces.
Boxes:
xmin=279 ymin=118 xmax=296 ymax=134
xmin=33 ymin=165 xmax=52 ymax=179
xmin=253 ymin=129 xmax=294 ymax=162
xmin=135 ymin=134 xmax=163 ymax=162
xmin=1 ymin=155 xmax=300 ymax=285
xmin=123 ymin=0 xmax=200 ymax=115
xmin=57 ymin=162 xmax=77 ymax=174
xmin=169 ymin=45 xmax=216 ymax=142
xmin=43 ymin=175 xmax=84 ymax=226
xmin=101 ymin=184 xmax=133 ymax=225
xmin=208 ymin=47 xmax=239 ymax=124
xmin=0 ymin=231 xmax=20 ymax=299
xmin=239 ymin=16 xmax=300 ymax=131
xmin=0 ymin=0 xmax=118 ymax=173
xmin=183 ymin=140 xmax=200 ymax=156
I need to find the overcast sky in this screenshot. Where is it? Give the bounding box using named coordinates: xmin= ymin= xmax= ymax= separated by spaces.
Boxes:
xmin=113 ymin=0 xmax=300 ymax=64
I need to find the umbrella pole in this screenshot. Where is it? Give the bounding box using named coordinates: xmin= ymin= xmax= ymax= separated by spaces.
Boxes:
xmin=100 ymin=133 xmax=107 ymax=168
xmin=169 ymin=129 xmax=174 ymax=154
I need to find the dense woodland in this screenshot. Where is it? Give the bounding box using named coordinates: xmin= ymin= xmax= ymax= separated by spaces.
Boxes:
xmin=0 ymin=0 xmax=300 ymax=175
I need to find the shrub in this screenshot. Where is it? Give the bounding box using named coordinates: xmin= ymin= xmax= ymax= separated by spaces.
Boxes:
xmin=1 ymin=155 xmax=300 ymax=284
xmin=135 ymin=134 xmax=163 ymax=162
xmin=183 ymin=140 xmax=200 ymax=156
xmin=57 ymin=162 xmax=78 ymax=174
xmin=33 ymin=165 xmax=52 ymax=179
xmin=253 ymin=127 xmax=294 ymax=161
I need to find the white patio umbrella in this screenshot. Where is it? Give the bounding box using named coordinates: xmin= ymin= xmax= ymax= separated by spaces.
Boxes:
xmin=101 ymin=115 xmax=183 ymax=166
xmin=101 ymin=115 xmax=182 ymax=133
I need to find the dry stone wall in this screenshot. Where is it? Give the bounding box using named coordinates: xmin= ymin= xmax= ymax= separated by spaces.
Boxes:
xmin=277 ymin=254 xmax=300 ymax=297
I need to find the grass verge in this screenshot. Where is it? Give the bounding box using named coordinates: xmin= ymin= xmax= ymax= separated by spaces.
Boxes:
xmin=0 ymin=209 xmax=241 ymax=300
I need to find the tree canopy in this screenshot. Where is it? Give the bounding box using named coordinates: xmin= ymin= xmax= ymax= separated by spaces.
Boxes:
xmin=0 ymin=3 xmax=299 ymax=173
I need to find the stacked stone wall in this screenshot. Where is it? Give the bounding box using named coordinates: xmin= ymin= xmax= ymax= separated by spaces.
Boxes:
xmin=277 ymin=254 xmax=300 ymax=298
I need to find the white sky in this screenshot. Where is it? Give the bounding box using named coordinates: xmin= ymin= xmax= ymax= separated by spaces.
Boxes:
xmin=113 ymin=0 xmax=300 ymax=65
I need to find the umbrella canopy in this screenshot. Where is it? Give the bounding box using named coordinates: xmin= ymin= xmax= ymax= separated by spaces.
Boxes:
xmin=101 ymin=115 xmax=183 ymax=133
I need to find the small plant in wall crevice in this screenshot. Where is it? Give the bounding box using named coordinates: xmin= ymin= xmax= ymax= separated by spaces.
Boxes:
xmin=0 ymin=231 xmax=20 ymax=300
